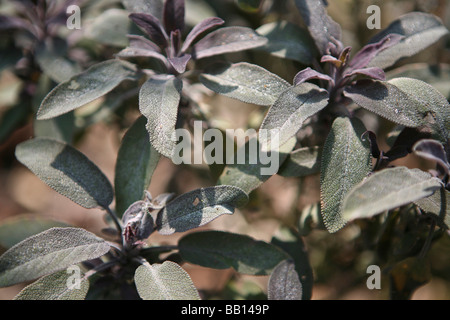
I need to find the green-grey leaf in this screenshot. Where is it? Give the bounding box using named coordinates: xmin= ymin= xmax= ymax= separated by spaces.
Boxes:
xmin=386 ymin=63 xmax=450 ymax=100
xmin=344 ymin=78 xmax=448 ymax=135
xmin=139 ymin=74 xmax=183 ymax=160
xmin=218 ymin=137 xmax=296 ymax=194
xmin=320 ymin=117 xmax=372 ymax=233
xmin=367 ymin=12 xmax=449 ymax=69
xmin=134 ymin=261 xmax=200 ymax=300
xmin=35 ymin=41 xmax=81 ymax=83
xmin=122 ymin=0 xmax=164 ymax=20
xmin=115 ymin=116 xmax=160 ymax=217
xmin=256 ymin=21 xmax=316 ymax=64
xmin=270 ymin=227 xmax=313 ymax=300
xmin=178 ymin=230 xmax=289 ymax=275
xmin=15 ymin=138 xmax=114 ymax=209
xmin=0 ymin=227 xmax=110 ymax=287
xmin=200 ymin=62 xmax=290 ymax=106
xmin=278 ymin=146 xmax=322 ymax=177
xmin=37 ymin=59 xmax=138 ymax=120
xmin=0 ymin=215 xmax=69 ymax=248
xmin=14 ymin=269 xmax=89 ymax=300
xmin=268 ymin=259 xmax=302 ymax=300
xmin=155 ymin=185 xmax=248 ymax=235
xmin=259 ymin=83 xmax=329 ymax=152
xmin=84 ymin=9 xmax=130 ymax=47
xmin=387 ymin=77 xmax=449 ymax=142
xmin=342 ymin=167 xmax=443 ymax=221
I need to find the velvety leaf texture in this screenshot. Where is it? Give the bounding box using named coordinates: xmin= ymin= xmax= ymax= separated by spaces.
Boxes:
xmin=0 ymin=228 xmax=110 ymax=287
xmin=270 ymin=227 xmax=313 ymax=300
xmin=15 ymin=138 xmax=114 ymax=209
xmin=268 ymin=259 xmax=302 ymax=300
xmin=342 ymin=167 xmax=443 ymax=221
xmin=0 ymin=215 xmax=68 ymax=248
xmin=155 ymin=185 xmax=248 ymax=235
xmin=122 ymin=0 xmax=164 ymax=20
xmin=134 ymin=262 xmax=200 ymax=300
xmin=344 ymin=78 xmax=449 ymax=134
xmin=387 ymin=78 xmax=449 ymax=142
xmin=192 ymin=27 xmax=267 ymax=60
xmin=200 ymin=62 xmax=291 ymax=106
xmin=115 ymin=116 xmax=160 ymax=217
xmin=178 ymin=231 xmax=289 ymax=275
xmin=256 ymin=21 xmax=317 ymax=64
xmin=37 ymin=60 xmax=137 ymax=120
xmin=366 ymin=12 xmax=449 ymax=69
xmin=293 ymin=0 xmax=341 ymax=55
xmin=259 ymin=83 xmax=329 ymax=149
xmin=320 ymin=117 xmax=372 ymax=233
xmin=139 ymin=74 xmax=183 ymax=160
xmin=14 ymin=270 xmax=89 ymax=300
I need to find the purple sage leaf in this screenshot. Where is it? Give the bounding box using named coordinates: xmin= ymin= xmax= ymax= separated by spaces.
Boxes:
xmin=349 ymin=34 xmax=403 ymax=70
xmin=293 ymin=67 xmax=333 ymax=85
xmin=294 ymin=0 xmax=342 ymax=56
xmin=163 ymin=0 xmax=185 ymax=32
xmin=128 ymin=34 xmax=161 ymax=52
xmin=168 ymin=53 xmax=192 ymax=73
xmin=413 ymin=139 xmax=449 ymax=175
xmin=344 ymin=67 xmax=386 ymax=81
xmin=181 ymin=17 xmax=224 ymax=53
xmin=129 ymin=13 xmax=168 ymax=47
xmin=192 ymin=26 xmax=267 ymax=60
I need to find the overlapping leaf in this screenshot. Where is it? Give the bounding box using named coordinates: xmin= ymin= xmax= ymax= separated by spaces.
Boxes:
xmin=0 ymin=228 xmax=110 ymax=287
xmin=342 ymin=167 xmax=443 ymax=221
xmin=115 ymin=116 xmax=160 ymax=217
xmin=268 ymin=260 xmax=302 ymax=300
xmin=200 ymin=62 xmax=291 ymax=106
xmin=344 ymin=78 xmax=450 ymax=138
xmin=178 ymin=231 xmax=289 ymax=275
xmin=320 ymin=117 xmax=372 ymax=233
xmin=155 ymin=185 xmax=248 ymax=235
xmin=37 ymin=60 xmax=138 ymax=120
xmin=139 ymin=74 xmax=183 ymax=160
xmin=366 ymin=12 xmax=449 ymax=69
xmin=256 ymin=21 xmax=316 ymax=64
xmin=218 ymin=137 xmax=296 ymax=194
xmin=192 ymin=26 xmax=267 ymax=60
xmin=14 ymin=270 xmax=89 ymax=300
xmin=277 ymin=146 xmax=322 ymax=177
xmin=293 ymin=0 xmax=341 ymax=55
xmin=15 ymin=138 xmax=114 ymax=209
xmin=259 ymin=83 xmax=329 ymax=149
xmin=135 ymin=261 xmax=200 ymax=300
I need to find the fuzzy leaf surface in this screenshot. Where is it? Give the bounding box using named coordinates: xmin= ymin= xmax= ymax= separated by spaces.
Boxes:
xmin=0 ymin=228 xmax=110 ymax=287
xmin=156 ymin=186 xmax=248 ymax=235
xmin=320 ymin=117 xmax=372 ymax=233
xmin=15 ymin=138 xmax=113 ymax=209
xmin=14 ymin=270 xmax=89 ymax=300
xmin=135 ymin=261 xmax=200 ymax=300
xmin=200 ymin=62 xmax=290 ymax=106
xmin=342 ymin=167 xmax=442 ymax=221
xmin=139 ymin=74 xmax=183 ymax=159
xmin=37 ymin=60 xmax=137 ymax=120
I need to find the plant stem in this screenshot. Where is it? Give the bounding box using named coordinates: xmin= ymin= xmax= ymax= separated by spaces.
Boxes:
xmin=104 ymin=206 xmax=123 ymax=240
xmin=419 ymin=219 xmax=436 ymax=260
